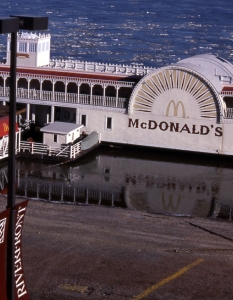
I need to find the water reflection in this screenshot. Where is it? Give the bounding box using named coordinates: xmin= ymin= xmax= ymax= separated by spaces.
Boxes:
xmin=1 ymin=147 xmax=233 ymax=220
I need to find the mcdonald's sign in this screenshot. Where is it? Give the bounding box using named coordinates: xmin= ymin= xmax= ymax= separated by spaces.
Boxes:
xmin=128 ymin=118 xmax=223 ymax=137
xmin=162 ymin=193 xmax=181 ymax=212
xmin=166 ymin=100 xmax=186 ymax=118
xmin=3 ymin=122 xmax=9 ymax=132
xmin=0 ymin=116 xmax=18 ymax=138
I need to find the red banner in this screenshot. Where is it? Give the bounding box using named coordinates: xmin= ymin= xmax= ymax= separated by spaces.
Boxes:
xmin=0 ymin=116 xmax=18 ymax=138
xmin=0 ymin=208 xmax=10 ymax=300
xmin=14 ymin=200 xmax=30 ymax=300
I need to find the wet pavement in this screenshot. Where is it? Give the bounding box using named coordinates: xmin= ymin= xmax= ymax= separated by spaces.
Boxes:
xmin=1 ymin=197 xmax=232 ymax=299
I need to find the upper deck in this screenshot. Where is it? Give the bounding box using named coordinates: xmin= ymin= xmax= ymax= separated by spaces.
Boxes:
xmin=0 ymin=59 xmax=153 ymax=81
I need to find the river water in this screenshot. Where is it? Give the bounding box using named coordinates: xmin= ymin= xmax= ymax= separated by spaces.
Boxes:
xmin=1 ymin=146 xmax=233 ymax=220
xmin=0 ymin=0 xmax=233 ymax=67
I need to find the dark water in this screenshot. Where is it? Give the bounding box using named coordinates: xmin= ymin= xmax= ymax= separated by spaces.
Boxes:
xmin=0 ymin=0 xmax=233 ymax=67
xmin=1 ymin=147 xmax=233 ymax=220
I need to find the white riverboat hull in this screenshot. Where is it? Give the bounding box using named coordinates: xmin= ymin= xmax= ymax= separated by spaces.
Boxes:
xmin=1 ymin=32 xmax=233 ymax=156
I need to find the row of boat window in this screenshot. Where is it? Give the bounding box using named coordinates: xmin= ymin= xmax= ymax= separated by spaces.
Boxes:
xmin=55 ymin=111 xmax=112 ymax=130
xmin=7 ymin=41 xmax=50 ymax=53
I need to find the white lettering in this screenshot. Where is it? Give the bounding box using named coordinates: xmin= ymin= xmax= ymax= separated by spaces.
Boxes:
xmin=14 ymin=204 xmax=28 ymax=298
xmin=17 ymin=285 xmax=27 ymax=298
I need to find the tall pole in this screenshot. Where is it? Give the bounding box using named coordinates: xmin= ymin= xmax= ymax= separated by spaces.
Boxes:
xmin=7 ymin=31 xmax=17 ymax=300
xmin=0 ymin=16 xmax=48 ymax=299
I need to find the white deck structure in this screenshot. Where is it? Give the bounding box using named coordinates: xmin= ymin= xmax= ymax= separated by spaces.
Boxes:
xmin=1 ymin=32 xmax=233 ymax=155
xmin=6 ymin=32 xmax=50 ymax=67
xmin=40 ymin=122 xmax=83 ymax=146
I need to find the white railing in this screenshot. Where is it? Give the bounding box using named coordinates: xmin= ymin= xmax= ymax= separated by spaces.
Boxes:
xmin=48 ymin=145 xmax=70 ymax=157
xmin=20 ymin=141 xmax=48 ymax=155
xmin=224 ymin=108 xmax=233 ymax=119
xmin=15 ymin=176 xmax=123 ymax=205
xmin=0 ymin=87 xmax=10 ymax=97
xmin=0 ymin=134 xmax=21 ymax=160
xmin=70 ymin=142 xmax=81 ymax=158
xmin=20 ymin=140 xmax=82 ymax=159
xmin=0 ymin=87 xmax=128 ymax=108
xmin=47 ymin=59 xmax=155 ymax=76
xmin=80 ymin=94 xmax=91 ymax=105
xmin=0 ymin=148 xmax=9 ymax=159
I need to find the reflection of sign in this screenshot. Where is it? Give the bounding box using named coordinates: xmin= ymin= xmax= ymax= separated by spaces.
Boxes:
xmin=0 ymin=208 xmax=10 ymax=300
xmin=14 ymin=200 xmax=29 ymax=300
xmin=162 ymin=193 xmax=181 ymax=212
xmin=166 ymin=100 xmax=185 ymax=117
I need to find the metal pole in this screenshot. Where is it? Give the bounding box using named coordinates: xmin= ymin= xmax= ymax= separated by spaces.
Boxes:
xmin=7 ymin=31 xmax=17 ymax=300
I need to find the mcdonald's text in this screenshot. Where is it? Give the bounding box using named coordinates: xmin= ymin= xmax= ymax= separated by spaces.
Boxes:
xmin=128 ymin=118 xmax=222 ymax=137
xmin=3 ymin=123 xmax=9 ymax=132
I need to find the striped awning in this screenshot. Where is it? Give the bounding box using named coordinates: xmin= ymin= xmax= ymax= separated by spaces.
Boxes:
xmin=221 ymin=86 xmax=233 ymax=95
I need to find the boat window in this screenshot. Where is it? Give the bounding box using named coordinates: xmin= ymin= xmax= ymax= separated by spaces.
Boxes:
xmin=81 ymin=115 xmax=86 ymax=126
xmin=224 ymin=97 xmax=233 ymax=108
xmin=18 ymin=42 xmax=27 ymax=53
xmin=106 ymin=117 xmax=112 ymax=129
xmin=29 ymin=43 xmax=37 ymax=53
xmin=54 ymin=134 xmax=57 ymax=143
xmin=64 ymin=111 xmax=70 ymax=120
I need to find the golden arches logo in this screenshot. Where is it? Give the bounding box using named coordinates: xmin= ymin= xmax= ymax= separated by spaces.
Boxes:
xmin=162 ymin=193 xmax=181 ymax=212
xmin=3 ymin=123 xmax=9 ymax=133
xmin=166 ymin=100 xmax=186 ymax=118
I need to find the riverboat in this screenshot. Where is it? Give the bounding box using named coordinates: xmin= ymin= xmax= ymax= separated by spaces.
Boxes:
xmin=1 ymin=31 xmax=233 ymax=158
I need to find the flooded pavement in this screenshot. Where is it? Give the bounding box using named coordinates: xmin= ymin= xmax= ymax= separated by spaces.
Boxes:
xmin=1 ymin=146 xmax=233 ymax=221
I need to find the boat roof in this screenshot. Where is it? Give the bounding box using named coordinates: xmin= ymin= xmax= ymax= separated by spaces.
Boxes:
xmin=0 ymin=64 xmax=140 ymax=82
xmin=176 ymin=54 xmax=233 ymax=92
xmin=40 ymin=122 xmax=83 ymax=135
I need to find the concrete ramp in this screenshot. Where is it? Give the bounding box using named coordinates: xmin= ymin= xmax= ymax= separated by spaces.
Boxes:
xmin=81 ymin=131 xmax=99 ymax=151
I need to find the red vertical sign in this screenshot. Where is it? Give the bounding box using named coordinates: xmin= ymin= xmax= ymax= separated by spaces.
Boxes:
xmin=14 ymin=200 xmax=30 ymax=300
xmin=0 ymin=208 xmax=10 ymax=300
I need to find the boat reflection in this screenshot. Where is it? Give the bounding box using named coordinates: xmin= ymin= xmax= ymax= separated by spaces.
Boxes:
xmin=1 ymin=147 xmax=233 ymax=220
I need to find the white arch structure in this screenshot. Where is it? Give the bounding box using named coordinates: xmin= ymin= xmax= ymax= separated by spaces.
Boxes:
xmin=128 ymin=54 xmax=233 ymax=123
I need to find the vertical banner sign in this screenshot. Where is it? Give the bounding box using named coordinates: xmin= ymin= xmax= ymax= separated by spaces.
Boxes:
xmin=14 ymin=200 xmax=30 ymax=300
xmin=0 ymin=208 xmax=10 ymax=300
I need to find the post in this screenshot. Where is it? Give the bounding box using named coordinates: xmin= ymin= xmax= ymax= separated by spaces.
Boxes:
xmin=6 ymin=30 xmax=17 ymax=300
xmin=1 ymin=15 xmax=48 ymax=300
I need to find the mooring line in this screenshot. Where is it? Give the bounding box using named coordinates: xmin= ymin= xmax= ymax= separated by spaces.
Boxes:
xmin=132 ymin=258 xmax=204 ymax=300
